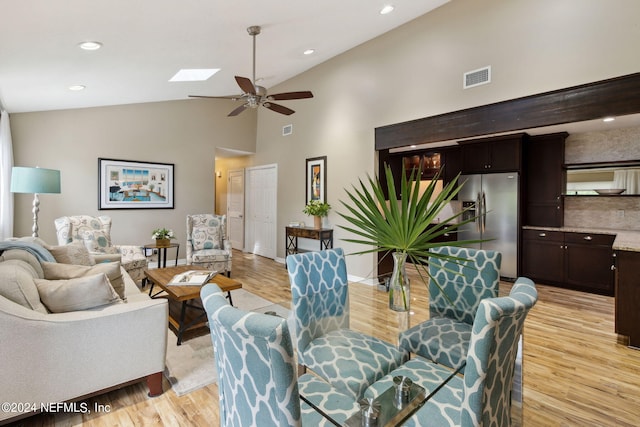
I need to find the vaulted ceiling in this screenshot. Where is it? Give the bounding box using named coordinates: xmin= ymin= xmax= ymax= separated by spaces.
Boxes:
xmin=0 ymin=0 xmax=448 ymax=113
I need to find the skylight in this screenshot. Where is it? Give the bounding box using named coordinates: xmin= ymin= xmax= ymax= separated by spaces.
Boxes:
xmin=169 ymin=69 xmax=221 ymax=82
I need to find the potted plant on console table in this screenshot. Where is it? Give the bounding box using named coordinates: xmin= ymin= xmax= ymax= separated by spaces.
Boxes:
xmin=303 ymin=200 xmax=331 ymax=229
xmin=337 ymin=164 xmax=482 ymax=313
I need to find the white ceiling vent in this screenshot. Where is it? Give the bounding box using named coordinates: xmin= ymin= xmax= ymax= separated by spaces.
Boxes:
xmin=464 ymin=66 xmax=491 ymax=89
xmin=282 ymin=124 xmax=293 ymax=136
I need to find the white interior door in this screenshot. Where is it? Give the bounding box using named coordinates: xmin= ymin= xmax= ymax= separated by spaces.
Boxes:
xmin=245 ymin=164 xmax=277 ymax=259
xmin=227 ymin=168 xmax=245 ymax=250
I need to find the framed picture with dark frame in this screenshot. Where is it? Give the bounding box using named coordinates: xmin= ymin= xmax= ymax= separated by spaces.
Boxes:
xmin=306 ymin=156 xmax=327 ymax=203
xmin=98 ymin=158 xmax=175 ymax=210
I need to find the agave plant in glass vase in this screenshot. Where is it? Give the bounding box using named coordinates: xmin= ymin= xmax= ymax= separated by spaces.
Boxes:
xmin=338 ymin=163 xmax=481 ymax=312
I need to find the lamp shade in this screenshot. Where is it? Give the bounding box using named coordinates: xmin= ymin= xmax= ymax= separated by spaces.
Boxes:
xmin=10 ymin=167 xmax=61 ymax=194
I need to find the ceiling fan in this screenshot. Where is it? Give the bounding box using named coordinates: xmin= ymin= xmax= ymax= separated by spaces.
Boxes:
xmin=189 ymin=25 xmax=314 ymax=116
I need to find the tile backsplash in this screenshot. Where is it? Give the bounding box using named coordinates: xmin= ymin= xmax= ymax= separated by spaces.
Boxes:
xmin=564 ymin=196 xmax=640 ymax=231
xmin=565 ymin=126 xmax=640 ymax=164
xmin=564 ymin=125 xmax=640 ymax=230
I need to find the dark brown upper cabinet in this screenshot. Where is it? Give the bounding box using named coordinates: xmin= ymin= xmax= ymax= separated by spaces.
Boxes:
xmin=459 ymin=133 xmax=525 ymax=174
xmin=524 ymin=132 xmax=567 ymax=227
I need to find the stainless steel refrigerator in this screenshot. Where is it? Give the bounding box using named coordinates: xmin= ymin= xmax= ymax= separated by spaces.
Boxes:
xmin=458 ymin=172 xmax=519 ymax=279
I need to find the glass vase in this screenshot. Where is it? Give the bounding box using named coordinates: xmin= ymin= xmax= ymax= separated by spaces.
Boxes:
xmin=389 ymin=251 xmax=410 ymax=312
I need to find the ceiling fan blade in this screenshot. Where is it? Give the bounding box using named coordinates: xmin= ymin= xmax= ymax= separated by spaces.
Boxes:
xmin=228 ymin=104 xmax=248 ymax=117
xmin=264 ymin=102 xmax=295 ymax=115
xmin=235 ymin=76 xmax=256 ymax=95
xmin=268 ymin=91 xmax=314 ymax=101
xmin=189 ymin=95 xmax=240 ymax=100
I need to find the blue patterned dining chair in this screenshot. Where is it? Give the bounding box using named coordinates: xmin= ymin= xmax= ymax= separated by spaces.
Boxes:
xmin=364 ymin=277 xmax=538 ymax=427
xmin=286 ymin=248 xmax=407 ymax=400
xmin=201 ymin=284 xmax=359 ymax=427
xmin=399 ymin=246 xmax=501 ymax=368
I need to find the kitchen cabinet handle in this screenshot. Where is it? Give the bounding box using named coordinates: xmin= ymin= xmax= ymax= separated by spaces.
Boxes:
xmin=611 ymin=265 xmax=616 ymax=271
xmin=538 ymin=233 xmax=546 ymax=237
xmin=584 ymin=236 xmax=593 ymax=241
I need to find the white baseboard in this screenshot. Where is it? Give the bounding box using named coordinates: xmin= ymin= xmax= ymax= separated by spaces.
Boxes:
xmin=147 ymin=258 xmax=188 ymax=269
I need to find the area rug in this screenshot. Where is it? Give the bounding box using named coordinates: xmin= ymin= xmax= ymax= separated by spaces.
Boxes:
xmin=163 ymin=289 xmax=291 ymax=396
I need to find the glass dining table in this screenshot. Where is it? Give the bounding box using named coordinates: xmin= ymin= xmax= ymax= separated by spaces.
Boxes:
xmin=300 ymin=361 xmax=465 ymax=427
xmin=295 ymin=282 xmax=524 ymax=427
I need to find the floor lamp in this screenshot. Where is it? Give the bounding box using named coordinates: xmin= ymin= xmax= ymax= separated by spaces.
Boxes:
xmin=10 ymin=166 xmax=61 ymax=238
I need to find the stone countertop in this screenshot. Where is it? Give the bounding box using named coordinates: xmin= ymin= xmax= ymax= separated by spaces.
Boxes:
xmin=523 ymin=225 xmax=640 ymax=252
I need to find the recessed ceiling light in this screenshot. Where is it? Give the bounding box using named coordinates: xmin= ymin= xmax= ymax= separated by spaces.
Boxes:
xmin=169 ymin=68 xmax=220 ymax=82
xmin=603 ymin=117 xmax=615 ymax=122
xmin=78 ymin=41 xmax=102 ymax=51
xmin=380 ymin=5 xmax=395 ymax=15
xmin=68 ymin=85 xmax=86 ymax=91
xmin=303 ymin=49 xmax=315 ymax=55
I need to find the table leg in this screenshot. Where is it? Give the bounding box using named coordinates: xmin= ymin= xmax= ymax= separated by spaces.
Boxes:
xmin=177 ymin=301 xmax=188 ymax=346
xmin=226 ymin=291 xmax=234 ymax=306
xmin=161 ymin=248 xmax=167 ymax=268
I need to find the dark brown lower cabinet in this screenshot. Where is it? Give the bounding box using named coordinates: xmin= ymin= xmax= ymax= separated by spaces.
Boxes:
xmin=521 ymin=230 xmax=565 ymax=285
xmin=521 ymin=229 xmax=615 ymax=295
xmin=615 ymin=250 xmax=640 ymax=348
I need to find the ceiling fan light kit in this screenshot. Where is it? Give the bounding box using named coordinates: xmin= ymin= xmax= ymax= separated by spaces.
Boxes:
xmin=189 ymin=25 xmax=313 ymax=116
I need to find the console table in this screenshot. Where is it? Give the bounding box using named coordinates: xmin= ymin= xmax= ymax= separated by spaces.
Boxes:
xmin=285 ymin=226 xmax=333 ymax=259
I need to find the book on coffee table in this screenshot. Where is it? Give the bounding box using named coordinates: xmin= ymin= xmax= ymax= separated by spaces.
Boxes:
xmin=168 ymin=270 xmax=217 ymax=286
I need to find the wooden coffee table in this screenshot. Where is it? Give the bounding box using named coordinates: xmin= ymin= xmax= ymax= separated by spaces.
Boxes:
xmin=144 ymin=265 xmax=242 ymax=345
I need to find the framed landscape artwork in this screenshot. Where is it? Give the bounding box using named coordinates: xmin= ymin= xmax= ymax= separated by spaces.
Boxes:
xmin=98 ymin=158 xmax=175 ymax=209
xmin=306 ymin=156 xmax=326 ymax=203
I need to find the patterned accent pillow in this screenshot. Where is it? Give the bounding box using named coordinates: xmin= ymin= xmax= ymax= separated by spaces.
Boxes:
xmin=81 ymin=229 xmax=114 ymax=254
xmin=192 ymin=225 xmax=222 ymax=251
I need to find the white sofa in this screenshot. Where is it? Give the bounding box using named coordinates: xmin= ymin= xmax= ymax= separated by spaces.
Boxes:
xmin=0 ymin=240 xmax=168 ymax=424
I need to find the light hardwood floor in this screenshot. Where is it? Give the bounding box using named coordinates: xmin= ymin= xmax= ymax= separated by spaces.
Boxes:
xmin=7 ymin=250 xmax=640 ymax=426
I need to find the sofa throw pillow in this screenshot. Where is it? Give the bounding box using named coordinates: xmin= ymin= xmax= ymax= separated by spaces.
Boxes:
xmin=41 ymin=261 xmax=125 ymax=300
xmin=0 ymin=249 xmax=45 ymax=278
xmin=192 ymin=225 xmax=222 ymax=251
xmin=48 ymin=241 xmax=94 ymax=266
xmin=0 ymin=263 xmax=48 ymax=313
xmin=35 ymin=273 xmax=121 ymax=313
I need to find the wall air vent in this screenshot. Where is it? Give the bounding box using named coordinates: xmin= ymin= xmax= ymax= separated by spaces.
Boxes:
xmin=283 ymin=124 xmax=293 ymax=136
xmin=464 ymin=66 xmax=491 ymax=89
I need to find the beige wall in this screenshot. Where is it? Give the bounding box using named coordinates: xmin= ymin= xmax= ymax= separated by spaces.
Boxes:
xmin=252 ymin=0 xmax=640 ymax=280
xmin=11 ymin=99 xmax=256 ymax=246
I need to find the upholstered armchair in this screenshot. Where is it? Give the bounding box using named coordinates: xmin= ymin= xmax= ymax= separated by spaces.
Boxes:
xmin=54 ymin=215 xmax=148 ymax=282
xmin=398 ymin=246 xmax=501 ymax=368
xmin=286 ymin=248 xmax=407 ymax=400
xmin=186 ymin=214 xmax=232 ymax=277
xmin=201 ymin=283 xmax=359 ymax=426
xmin=364 ymin=277 xmax=538 ymax=427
